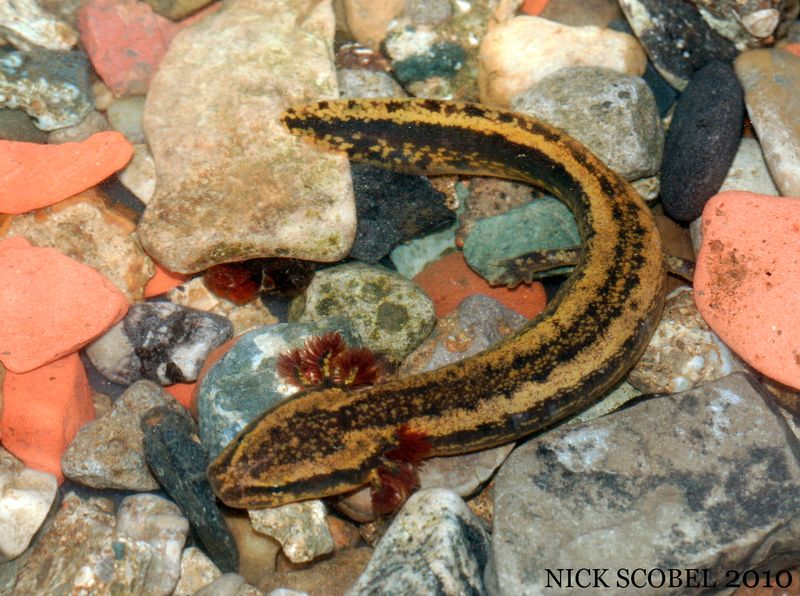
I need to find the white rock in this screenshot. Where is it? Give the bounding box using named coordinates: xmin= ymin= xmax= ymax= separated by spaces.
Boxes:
xmin=249 ymin=500 xmax=334 ymax=563
xmin=0 ymin=0 xmax=77 ymax=51
xmin=173 ymin=547 xmax=222 ymax=596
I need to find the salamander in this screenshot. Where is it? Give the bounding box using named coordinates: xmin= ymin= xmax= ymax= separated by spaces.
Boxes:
xmin=206 ymin=98 xmax=667 ymax=509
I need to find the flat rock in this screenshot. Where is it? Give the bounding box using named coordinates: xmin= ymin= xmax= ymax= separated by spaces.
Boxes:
xmin=249 ymin=501 xmax=334 ymax=564
xmin=719 ymin=137 xmax=779 ymax=196
xmin=660 ymin=61 xmax=744 ymax=222
xmin=734 ymin=48 xmax=800 ymax=197
xmin=695 ymin=191 xmax=800 ymax=389
xmin=61 ymin=380 xmax=185 ymax=490
xmin=487 ymin=373 xmax=800 ymax=594
xmin=478 ymin=16 xmax=646 ymax=107
xmin=86 ymin=301 xmax=233 ymax=386
xmin=0 ymin=0 xmax=77 ymax=51
xmin=138 ymin=0 xmax=354 ymax=273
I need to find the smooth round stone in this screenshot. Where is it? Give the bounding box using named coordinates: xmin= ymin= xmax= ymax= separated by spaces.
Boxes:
xmin=107 ymin=96 xmax=145 ymax=144
xmin=694 ymin=191 xmax=800 ymax=389
xmin=660 ymin=61 xmax=744 ymax=222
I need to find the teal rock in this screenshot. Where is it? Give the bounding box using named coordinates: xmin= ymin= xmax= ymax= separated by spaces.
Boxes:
xmin=389 ymin=222 xmax=457 ymax=279
xmin=291 ymin=262 xmax=436 ymax=363
xmin=198 ymin=318 xmax=360 ymax=459
xmin=463 ymin=198 xmax=580 ymax=285
xmin=392 ymin=41 xmax=466 ymax=84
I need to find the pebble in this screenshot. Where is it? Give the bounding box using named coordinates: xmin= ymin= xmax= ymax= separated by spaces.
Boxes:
xmin=249 ymin=501 xmax=335 ymax=564
xmin=257 ymin=547 xmax=373 ymax=595
xmin=1 ymin=187 xmax=154 ymax=301
xmin=685 ymin=0 xmax=796 ymax=49
xmin=0 ymin=447 xmax=57 ymax=561
xmin=138 ymin=0 xmax=354 ymax=274
xmin=198 ymin=319 xmax=359 ymax=458
xmin=628 ymin=286 xmax=748 ymax=393
xmin=47 ymin=109 xmax=110 ymax=143
xmin=0 ymin=131 xmax=133 ymax=214
xmin=462 ymin=196 xmax=581 ymax=285
xmin=512 ymin=66 xmax=664 ymax=181
xmin=694 ymin=191 xmax=800 ymax=389
xmin=618 ymin=0 xmax=738 ymax=90
xmin=734 ymin=48 xmax=800 ymax=197
xmin=143 ymin=0 xmax=216 ymax=20
xmin=86 ymin=301 xmax=233 ymax=386
xmin=0 ymin=237 xmax=129 ymax=374
xmin=660 ymin=61 xmax=744 ymax=222
xmin=107 ymin=95 xmax=146 ymax=143
xmin=0 ymin=0 xmax=78 ymax=51
xmin=347 ymin=489 xmax=490 ymax=595
xmin=719 ymin=137 xmax=779 ymax=196
xmin=478 ymin=16 xmax=646 ymax=106
xmin=348 ymin=164 xmax=455 ymax=263
xmin=337 ymin=68 xmax=406 ymax=99
xmin=141 ymin=406 xmax=239 ymax=572
xmin=61 ymin=380 xmax=186 ymax=490
xmin=118 ymin=143 xmax=157 ymax=204
xmin=292 ymin=262 xmax=436 ymax=363
xmin=195 ymin=572 xmax=265 ymax=596
xmin=115 ymin=493 xmax=190 ymax=596
xmin=0 ymin=47 xmax=93 ymax=130
xmin=487 ymin=373 xmax=800 ymax=594
xmin=0 ymin=108 xmax=48 ymax=142
xmin=223 ymin=513 xmax=281 ymax=584
xmin=173 ymin=546 xmax=222 ymax=595
xmin=144 ymin=262 xmax=190 ymax=297
xmin=389 ymin=222 xmax=457 ymax=279
xmin=343 ymin=0 xmax=405 ymax=50
xmin=412 ymin=250 xmax=548 ymax=319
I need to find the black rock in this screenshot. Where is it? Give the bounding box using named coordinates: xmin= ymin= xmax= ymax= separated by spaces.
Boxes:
xmin=349 ymin=163 xmax=455 ymax=262
xmin=141 ymin=407 xmax=238 ymax=573
xmin=660 ymin=61 xmax=744 ymax=222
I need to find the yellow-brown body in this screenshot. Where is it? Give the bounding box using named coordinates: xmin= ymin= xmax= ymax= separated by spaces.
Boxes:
xmin=207 ymin=99 xmax=667 ymax=508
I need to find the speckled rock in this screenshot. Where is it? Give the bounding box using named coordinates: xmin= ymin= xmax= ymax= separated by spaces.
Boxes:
xmin=348 ymin=164 xmax=455 ymax=262
xmin=734 ymin=48 xmax=800 ymax=197
xmin=619 ymin=0 xmax=738 ymax=90
xmin=138 ymin=0 xmax=354 ymax=274
xmin=47 ymin=109 xmax=109 ymax=143
xmin=719 ymin=137 xmax=779 ymax=195
xmin=141 ymin=407 xmax=238 ymax=573
xmin=61 ymin=380 xmax=185 ymax=491
xmin=487 ymin=373 xmax=800 ymax=595
xmin=479 ymin=16 xmax=647 ymax=106
xmin=0 ymin=108 xmax=48 ymax=142
xmin=628 ymin=287 xmax=748 ymax=393
xmin=347 ymin=489 xmax=490 ymax=595
xmin=291 ymin=262 xmax=436 ymax=362
xmin=173 ymin=547 xmax=222 ymax=596
xmin=337 ymin=68 xmax=406 ymax=99
xmin=688 ymin=0 xmax=799 ymax=49
xmin=0 ymin=187 xmax=154 ymax=301
xmin=197 ymin=318 xmax=359 ymax=458
xmin=257 ymin=547 xmax=373 ymax=595
xmin=86 ymin=301 xmax=233 ymax=385
xmin=511 ymin=67 xmax=664 ymax=181
xmin=143 ymin=0 xmax=216 ymax=20
xmin=0 ymin=48 xmax=93 ymax=130
xmin=0 ymin=447 xmax=57 ymax=562
xmin=118 ymin=143 xmax=156 ymax=204
xmin=660 ymin=61 xmax=744 ymax=222
xmin=0 ymin=0 xmax=77 ymax=51
xmin=249 ymin=501 xmax=334 ymax=564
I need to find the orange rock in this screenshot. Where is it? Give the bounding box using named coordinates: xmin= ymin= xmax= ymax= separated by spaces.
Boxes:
xmin=164 ymin=382 xmax=195 ymax=410
xmin=520 ymin=0 xmax=549 ymax=15
xmin=784 ymin=44 xmax=800 ymax=58
xmin=1 ymin=353 xmax=96 ymax=483
xmin=413 ymin=251 xmax=547 ymax=318
xmin=144 ymin=263 xmax=191 ymax=297
xmin=695 ymin=191 xmax=800 ymax=389
xmin=0 ymin=132 xmax=133 ymax=214
xmin=0 ymin=238 xmax=129 ymax=373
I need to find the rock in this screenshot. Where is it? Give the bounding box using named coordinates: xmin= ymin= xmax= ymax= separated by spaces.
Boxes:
xmin=734 ymin=48 xmax=800 ymax=197
xmin=115 ymin=494 xmax=190 ymax=596
xmin=47 ymin=109 xmax=110 ymax=143
xmin=143 ymin=0 xmax=216 ymax=20
xmin=141 ymin=407 xmax=238 ymax=572
xmin=389 ymin=222 xmax=457 ymax=279
xmin=455 ymin=177 xmax=535 ymax=246
xmin=61 ymin=380 xmax=185 ymax=490
xmin=343 ymin=0 xmax=405 ymax=50
xmin=337 ymin=68 xmax=406 ymax=99
xmin=107 ymin=95 xmax=145 ymax=143
xmin=462 ymin=197 xmax=581 ymax=284
xmin=618 ymin=0 xmax=738 ymax=90
xmin=1 ymin=353 xmax=95 ymax=482
xmin=694 ymin=191 xmax=800 ymax=390
xmin=720 ymin=137 xmax=780 ymax=196
xmin=118 ymin=143 xmax=157 ymax=204
xmin=384 ymin=27 xmax=465 ymax=87
xmin=138 ymin=0 xmax=354 ymax=274
xmin=144 ymin=263 xmax=190 ymax=297
xmin=487 ymin=373 xmax=800 ymax=594
xmin=687 ymin=0 xmax=799 ymax=49
xmin=173 ymin=546 xmax=222 ymax=596
xmin=257 ymin=547 xmax=373 ymax=595
xmin=539 ymin=0 xmax=622 ymax=27
xmin=348 ymin=164 xmax=454 ymax=262
xmin=195 ymin=572 xmax=264 ymax=596
xmin=292 ymin=262 xmax=435 ymax=363
xmin=223 ymin=513 xmax=280 ymax=584
xmin=0 ymin=0 xmax=77 ymax=51
xmin=0 ymin=447 xmax=57 ymax=562
xmin=412 ymin=251 xmax=547 ymax=319
xmin=197 ymin=319 xmax=359 ymax=459
xmin=86 ymin=301 xmax=233 ymax=386
xmin=0 ymin=108 xmax=48 ymax=142
xmin=511 ymin=67 xmax=664 ymax=181
xmin=478 ymin=16 xmax=646 ymax=107
xmin=348 ymin=489 xmax=490 ymax=595
xmin=0 ymin=48 xmax=93 ymax=130
xmin=660 ymin=61 xmax=744 ymax=222
xmin=249 ymin=501 xmax=334 ymax=564
xmin=1 ymin=187 xmax=153 ymax=301
xmin=628 ymin=286 xmax=748 ymax=393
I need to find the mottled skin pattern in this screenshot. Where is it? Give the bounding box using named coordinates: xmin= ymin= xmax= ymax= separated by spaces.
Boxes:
xmin=207 ymin=99 xmax=667 ymax=509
